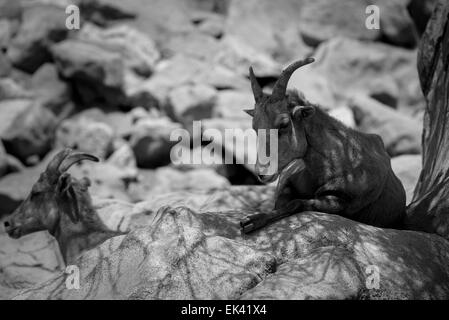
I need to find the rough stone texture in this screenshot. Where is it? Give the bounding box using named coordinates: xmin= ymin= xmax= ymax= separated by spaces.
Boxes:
xmin=1 ymin=101 xmax=57 ymax=164
xmin=241 ymin=247 xmax=364 ymax=300
xmin=298 ymin=0 xmax=379 ymax=47
xmin=127 ymin=167 xmax=230 ymax=202
xmin=167 ymin=84 xmax=217 ymax=123
xmin=224 ymin=0 xmax=310 ymax=64
xmin=51 ymin=39 xmax=125 ymax=107
xmin=9 ymin=186 xmax=449 ymax=300
xmin=14 ymin=207 xmax=276 ymax=300
xmin=7 ymin=4 xmax=68 ymax=72
xmin=350 ymin=94 xmax=422 ymax=156
xmin=407 ymin=1 xmax=449 ymax=238
xmin=130 ymin=115 xmax=182 ymax=169
xmin=77 ymin=23 xmax=160 ymax=77
xmin=30 ymin=63 xmax=71 ymax=115
xmin=55 ymin=116 xmax=115 ymax=160
xmin=302 ymin=38 xmax=425 ymax=115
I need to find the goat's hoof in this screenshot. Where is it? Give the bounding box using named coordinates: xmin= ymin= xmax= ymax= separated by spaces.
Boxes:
xmin=240 ymin=213 xmax=269 ymax=234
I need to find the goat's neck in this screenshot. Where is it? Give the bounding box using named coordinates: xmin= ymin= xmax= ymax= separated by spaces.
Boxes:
xmin=53 ymin=208 xmax=120 ymax=265
xmin=302 ymin=108 xmax=352 ymax=164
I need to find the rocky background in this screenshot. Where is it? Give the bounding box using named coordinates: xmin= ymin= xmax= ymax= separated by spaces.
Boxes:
xmin=0 ymin=0 xmax=447 ymax=300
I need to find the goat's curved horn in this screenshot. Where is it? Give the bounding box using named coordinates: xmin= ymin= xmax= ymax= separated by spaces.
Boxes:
xmin=46 ymin=148 xmax=72 ymax=174
xmin=270 ymin=57 xmax=315 ymax=101
xmin=58 ymin=152 xmax=99 ymax=173
xmin=249 ymin=66 xmax=263 ymax=103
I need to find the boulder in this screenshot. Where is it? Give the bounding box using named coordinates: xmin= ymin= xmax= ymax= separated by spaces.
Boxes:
xmin=163 ymin=32 xmax=221 ymax=61
xmin=0 ymin=228 xmax=62 ymax=300
xmin=1 ymin=101 xmax=57 ymax=164
xmin=7 ymin=4 xmax=68 ymax=72
xmin=167 ymin=84 xmax=217 ymax=123
xmin=302 ymin=38 xmax=425 ymax=115
xmin=0 ymin=52 xmax=12 ymax=77
xmin=0 ymin=0 xmax=21 ymax=20
xmin=127 ymin=167 xmax=230 ymax=202
xmin=212 ymin=90 xmax=254 ymax=119
xmin=391 ymin=155 xmax=422 ymax=204
xmin=11 ymin=187 xmax=449 ymax=300
xmin=298 ymin=0 xmax=379 ymax=47
xmin=374 ymin=0 xmax=418 ymax=48
xmin=241 ymin=247 xmax=364 ymax=300
xmin=15 ymin=207 xmax=276 ymax=299
xmin=0 ymin=78 xmax=33 ymax=100
xmin=224 ymin=0 xmax=310 ymax=63
xmin=51 ymin=39 xmax=125 ymax=107
xmin=349 ymin=94 xmax=422 ymax=156
xmin=130 ymin=115 xmax=183 ymax=168
xmin=77 ymin=23 xmax=160 ymax=77
xmin=407 ymin=1 xmax=449 ymax=238
xmin=55 ymin=116 xmax=115 ymax=160
xmin=30 ymin=63 xmax=71 ymax=115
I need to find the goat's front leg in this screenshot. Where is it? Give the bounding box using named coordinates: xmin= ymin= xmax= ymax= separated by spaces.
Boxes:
xmin=240 ymin=194 xmax=347 ymax=234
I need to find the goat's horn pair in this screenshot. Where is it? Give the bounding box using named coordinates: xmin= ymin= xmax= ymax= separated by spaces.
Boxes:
xmin=46 ymin=148 xmax=99 ymax=178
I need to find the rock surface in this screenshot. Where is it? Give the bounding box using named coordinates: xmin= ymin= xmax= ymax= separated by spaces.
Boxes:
xmin=8 ymin=186 xmax=449 ymax=300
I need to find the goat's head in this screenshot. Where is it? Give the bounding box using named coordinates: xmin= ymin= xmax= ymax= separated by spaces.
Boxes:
xmin=3 ymin=149 xmax=99 ymax=239
xmin=245 ymin=58 xmax=315 ymax=183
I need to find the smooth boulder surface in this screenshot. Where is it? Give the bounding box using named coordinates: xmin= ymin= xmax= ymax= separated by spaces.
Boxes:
xmin=9 ymin=186 xmax=449 ymax=300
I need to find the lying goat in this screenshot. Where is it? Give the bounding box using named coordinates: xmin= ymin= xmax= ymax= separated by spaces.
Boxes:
xmin=3 ymin=149 xmax=124 ymax=264
xmin=241 ymin=58 xmax=406 ymax=233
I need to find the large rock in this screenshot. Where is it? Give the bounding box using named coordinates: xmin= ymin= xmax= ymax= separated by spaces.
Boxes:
xmin=297 ymin=38 xmax=425 ymax=115
xmin=241 ymin=247 xmax=364 ymax=300
xmin=51 ymin=39 xmax=125 ymax=107
xmin=349 ymin=94 xmax=422 ymax=156
xmin=8 ymin=4 xmax=68 ymax=72
xmin=55 ymin=115 xmax=115 ymax=160
xmin=407 ymin=1 xmax=449 ymax=238
xmin=0 ymin=0 xmax=21 ymax=20
xmin=374 ymin=0 xmax=418 ymax=48
xmin=0 ymin=78 xmax=33 ymax=100
xmin=11 ymin=185 xmax=449 ymax=300
xmin=224 ymin=0 xmax=310 ymax=64
xmin=212 ymin=90 xmax=254 ymax=119
xmin=167 ymin=83 xmax=217 ymax=123
xmin=77 ymin=23 xmax=160 ymax=77
xmin=127 ymin=167 xmax=230 ymax=202
xmin=298 ymin=0 xmax=379 ymax=47
xmin=129 ymin=115 xmax=183 ymax=168
xmin=14 ymin=207 xmax=276 ymax=299
xmin=1 ymin=101 xmax=57 ymax=164
xmin=30 ymin=63 xmax=71 ymax=115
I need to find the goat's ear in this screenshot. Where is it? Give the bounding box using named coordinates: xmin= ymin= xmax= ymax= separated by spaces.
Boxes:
xmin=57 ymin=173 xmax=81 ymax=224
xmin=244 ymin=109 xmax=255 ymax=117
xmin=291 ymin=105 xmax=315 ymax=120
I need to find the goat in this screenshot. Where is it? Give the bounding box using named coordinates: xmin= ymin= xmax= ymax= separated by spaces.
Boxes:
xmin=3 ymin=148 xmax=125 ymax=265
xmin=241 ymin=58 xmax=406 ymax=233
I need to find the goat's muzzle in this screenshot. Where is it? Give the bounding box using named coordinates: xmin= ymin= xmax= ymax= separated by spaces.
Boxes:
xmin=4 ymin=220 xmax=21 ymax=239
